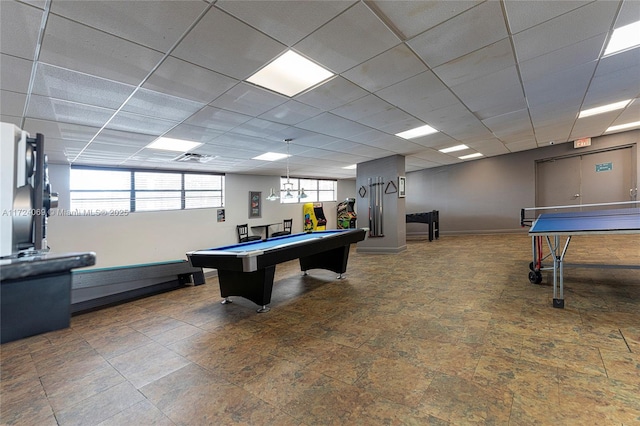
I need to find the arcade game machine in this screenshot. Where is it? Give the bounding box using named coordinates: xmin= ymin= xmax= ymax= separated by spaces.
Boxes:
xmin=337 ymin=198 xmax=357 ymax=229
xmin=303 ymin=202 xmax=327 ymax=231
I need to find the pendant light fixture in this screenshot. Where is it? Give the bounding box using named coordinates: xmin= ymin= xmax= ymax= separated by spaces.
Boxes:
xmin=283 ymin=139 xmax=295 ymax=199
xmin=266 ymin=138 xmax=308 ymax=201
xmin=266 ymin=188 xmax=279 ymax=201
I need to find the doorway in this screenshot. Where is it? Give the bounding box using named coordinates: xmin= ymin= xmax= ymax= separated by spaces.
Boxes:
xmin=536 ymin=146 xmax=635 ymax=207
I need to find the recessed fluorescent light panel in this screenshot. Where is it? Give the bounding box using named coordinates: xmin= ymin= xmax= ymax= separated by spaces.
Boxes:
xmin=606 ymin=120 xmax=640 ymax=133
xmin=343 ymin=164 xmax=357 ymax=169
xmin=247 ymin=50 xmax=334 ymax=97
xmin=604 ymin=20 xmax=640 ymax=56
xmin=146 ymin=137 xmax=202 ymax=152
xmin=459 ymin=153 xmax=483 ymax=160
xmin=578 ymin=99 xmax=631 ymax=118
xmin=439 ymin=144 xmax=468 ymax=153
xmin=395 ymin=124 xmax=438 ymax=139
xmin=253 ymin=152 xmax=290 ymax=161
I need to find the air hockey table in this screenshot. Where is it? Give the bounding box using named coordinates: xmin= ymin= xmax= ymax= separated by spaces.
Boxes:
xmin=187 ymin=228 xmax=366 ymax=312
xmin=522 ymin=204 xmax=640 ymax=308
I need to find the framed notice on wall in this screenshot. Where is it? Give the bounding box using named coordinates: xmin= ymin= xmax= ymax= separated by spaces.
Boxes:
xmin=249 ymin=191 xmax=261 ymax=218
xmin=398 ymin=176 xmax=406 ymax=198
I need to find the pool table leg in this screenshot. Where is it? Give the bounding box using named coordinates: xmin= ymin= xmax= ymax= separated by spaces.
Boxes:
xmin=299 ymin=245 xmax=351 ymax=277
xmin=217 ymin=266 xmax=276 ymax=311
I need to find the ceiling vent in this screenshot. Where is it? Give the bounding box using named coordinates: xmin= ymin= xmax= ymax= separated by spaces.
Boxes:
xmin=173 ymin=153 xmax=216 ymax=163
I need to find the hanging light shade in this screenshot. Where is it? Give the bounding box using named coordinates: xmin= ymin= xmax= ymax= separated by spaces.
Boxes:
xmin=298 ymin=188 xmax=308 ymax=199
xmin=266 ymin=188 xmax=279 ymax=201
xmin=282 ymin=139 xmax=295 ymax=199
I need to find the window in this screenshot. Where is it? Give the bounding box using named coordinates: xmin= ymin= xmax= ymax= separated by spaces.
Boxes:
xmin=279 ymin=177 xmax=336 ymax=203
xmin=70 ymin=167 xmax=224 ymax=213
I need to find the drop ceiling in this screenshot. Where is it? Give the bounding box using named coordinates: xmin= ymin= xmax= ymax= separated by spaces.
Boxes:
xmin=1 ymin=0 xmax=638 ymax=179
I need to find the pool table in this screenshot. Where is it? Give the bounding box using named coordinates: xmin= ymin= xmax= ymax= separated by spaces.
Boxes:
xmin=187 ymin=228 xmax=366 ymax=312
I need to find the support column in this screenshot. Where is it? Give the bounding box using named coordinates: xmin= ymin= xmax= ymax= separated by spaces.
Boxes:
xmin=355 ymin=155 xmax=406 ymax=254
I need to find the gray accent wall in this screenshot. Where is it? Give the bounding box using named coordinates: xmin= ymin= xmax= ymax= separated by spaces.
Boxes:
xmin=406 ymin=130 xmax=639 ymax=234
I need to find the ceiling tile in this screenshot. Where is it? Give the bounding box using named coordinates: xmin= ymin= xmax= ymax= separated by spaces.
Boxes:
xmin=1 ymin=54 xmax=32 ymax=93
xmin=450 ymin=66 xmax=523 ymax=110
xmin=50 ymin=0 xmax=209 ymax=52
xmin=529 ymin=103 xmax=580 ymax=130
xmin=375 ymin=70 xmax=455 ymax=116
xmin=511 ymin=1 xmax=618 ymax=62
xmin=506 ymin=139 xmax=538 ymax=152
xmin=570 ymin=113 xmax=617 ymax=139
xmin=444 ymin=121 xmax=495 ymax=142
xmin=26 ymin=95 xmax=115 ymax=128
xmin=105 ymin=111 xmax=177 ymax=135
xmin=408 ymin=1 xmax=508 ymax=68
xmin=2 ymin=0 xmax=634 ymax=176
xmin=330 ymin=94 xmax=393 ymax=122
xmin=411 ymin=148 xmax=461 ymax=165
xmin=0 ymin=115 xmax=22 ymax=127
xmin=614 ymin=1 xmax=640 ymax=28
xmin=296 ymin=113 xmax=371 ymax=139
xmin=39 ymin=14 xmax=164 ymax=85
xmin=368 ymin=0 xmax=482 ymax=40
xmin=583 ymin=48 xmax=640 ymax=108
xmin=143 ymin=57 xmax=238 ymax=104
xmin=121 ymin=88 xmax=204 ymax=121
xmin=229 ymin=118 xmax=289 ymax=140
xmin=258 ymin=100 xmax=323 ymax=125
xmin=267 ymin=130 xmax=336 ymax=149
xmin=518 ymin=34 xmax=605 ymax=83
xmin=321 ymin=140 xmax=393 ymax=158
xmin=22 ymin=118 xmax=100 ymax=142
xmin=296 ymin=76 xmax=368 ymax=110
xmin=413 ymin=103 xmax=475 ymax=133
xmin=610 ymin=101 xmax=640 ymax=130
xmin=359 ymin=108 xmax=423 ymax=135
xmin=0 ymin=90 xmax=27 ymax=117
xmin=216 ymin=0 xmax=354 ymax=46
xmin=32 ymin=63 xmax=135 ymax=109
xmin=504 ymin=0 xmax=591 ymax=34
xmin=342 ymin=44 xmax=426 ymax=92
xmin=171 ymin=8 xmax=285 ymax=80
xmin=184 ymin=106 xmax=252 ymax=132
xmin=91 ymin=128 xmax=157 ymax=148
xmin=482 ymin=109 xmax=534 ymax=139
xmin=433 ymin=38 xmax=515 ymax=87
xmin=163 ymin=124 xmax=224 ymax=144
xmin=209 ymin=83 xmax=287 ymax=116
xmin=524 ymin=61 xmax=596 ymax=108
xmin=81 ymin=143 xmax=144 ymax=157
xmin=347 ymin=129 xmax=426 ymax=154
xmin=466 ymin=139 xmax=510 ymax=156
xmin=532 ymin=123 xmax=572 ymax=145
xmin=0 ymin=1 xmax=42 ymax=60
xmin=583 ymin=65 xmax=640 ymax=109
xmin=294 ymin=2 xmax=400 ymax=74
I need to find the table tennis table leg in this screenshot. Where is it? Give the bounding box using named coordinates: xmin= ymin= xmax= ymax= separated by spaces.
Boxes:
xmin=546 ymin=235 xmax=571 ymax=308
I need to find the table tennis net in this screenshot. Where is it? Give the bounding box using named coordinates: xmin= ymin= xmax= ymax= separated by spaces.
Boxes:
xmin=520 ymin=202 xmax=640 ymax=227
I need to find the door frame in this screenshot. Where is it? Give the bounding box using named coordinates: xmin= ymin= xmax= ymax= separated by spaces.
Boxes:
xmin=535 ymin=143 xmax=637 ymax=206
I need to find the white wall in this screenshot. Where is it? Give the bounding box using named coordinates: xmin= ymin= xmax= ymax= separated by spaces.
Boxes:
xmin=47 ymin=165 xmax=356 ymax=269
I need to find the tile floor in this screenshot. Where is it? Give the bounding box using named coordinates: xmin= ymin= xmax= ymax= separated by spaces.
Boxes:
xmin=1 ymin=233 xmax=639 ymax=425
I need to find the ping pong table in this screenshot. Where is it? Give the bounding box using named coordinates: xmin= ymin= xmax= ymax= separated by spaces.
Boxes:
xmin=521 ymin=203 xmax=640 ymax=308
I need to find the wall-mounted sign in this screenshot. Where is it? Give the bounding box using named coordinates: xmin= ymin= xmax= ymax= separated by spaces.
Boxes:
xmin=595 ymin=162 xmax=613 ymax=172
xmin=574 ymin=137 xmax=591 ymax=148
